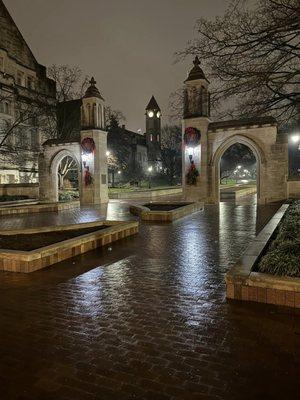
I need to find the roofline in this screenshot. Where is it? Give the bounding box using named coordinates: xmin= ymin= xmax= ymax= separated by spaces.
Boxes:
xmin=1 ymin=0 xmax=39 ymax=66
xmin=208 ymin=117 xmax=277 ymax=131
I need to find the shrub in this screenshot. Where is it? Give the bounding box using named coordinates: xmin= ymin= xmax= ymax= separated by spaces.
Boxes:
xmin=257 ymin=201 xmax=300 ymax=277
xmin=0 ymin=195 xmax=29 ymax=202
xmin=59 ymin=190 xmax=79 ymax=202
xmin=259 ymin=241 xmax=300 ymax=277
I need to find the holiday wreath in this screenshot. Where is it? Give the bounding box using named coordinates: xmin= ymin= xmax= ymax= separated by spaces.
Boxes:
xmin=81 ymin=137 xmax=95 ymax=154
xmin=184 ymin=127 xmax=201 ymax=147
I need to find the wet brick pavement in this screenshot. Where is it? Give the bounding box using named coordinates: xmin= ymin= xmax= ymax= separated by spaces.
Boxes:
xmin=0 ymin=199 xmax=299 ymax=400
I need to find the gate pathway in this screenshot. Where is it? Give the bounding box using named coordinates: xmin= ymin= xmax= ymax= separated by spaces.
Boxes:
xmin=0 ymin=200 xmax=299 ymax=400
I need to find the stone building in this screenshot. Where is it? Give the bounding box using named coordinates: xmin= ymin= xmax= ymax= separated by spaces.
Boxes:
xmin=0 ymin=0 xmax=56 ymax=184
xmin=182 ymin=57 xmax=288 ymax=204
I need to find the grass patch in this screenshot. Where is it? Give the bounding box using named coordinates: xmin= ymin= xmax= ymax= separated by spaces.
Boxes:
xmin=257 ymin=201 xmax=300 ymax=277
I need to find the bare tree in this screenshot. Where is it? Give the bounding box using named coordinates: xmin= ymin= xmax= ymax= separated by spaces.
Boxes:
xmin=160 ymin=125 xmax=182 ymax=185
xmin=0 ymin=89 xmax=56 ymax=173
xmin=47 ymin=65 xmax=90 ymax=102
xmin=177 ymin=0 xmax=300 ymax=123
xmin=104 ymin=106 xmax=126 ymax=127
xmin=58 ymin=156 xmax=77 ymax=189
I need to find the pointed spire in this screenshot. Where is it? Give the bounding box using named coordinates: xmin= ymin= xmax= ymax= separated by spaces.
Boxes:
xmin=146 ymin=95 xmax=161 ymax=111
xmin=89 ymin=77 xmax=97 ymax=86
xmin=193 ymin=56 xmax=200 ymax=67
xmin=185 ymin=56 xmax=209 ymax=83
xmin=83 ymin=76 xmax=104 ymax=100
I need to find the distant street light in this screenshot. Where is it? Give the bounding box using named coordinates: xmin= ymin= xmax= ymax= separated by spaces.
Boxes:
xmin=237 ymin=165 xmax=242 ymax=169
xmin=117 ymin=170 xmax=121 ymax=175
xmin=106 ymin=151 xmax=110 ymax=156
xmin=148 ymin=166 xmax=153 ymax=188
xmin=290 ymin=134 xmax=300 ymax=143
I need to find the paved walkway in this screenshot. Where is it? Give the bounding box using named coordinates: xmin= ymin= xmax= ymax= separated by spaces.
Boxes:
xmin=0 ymin=199 xmax=299 ymax=400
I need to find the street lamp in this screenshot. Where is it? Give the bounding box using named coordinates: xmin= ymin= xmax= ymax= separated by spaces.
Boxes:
xmin=290 ymin=134 xmax=300 ymax=143
xmin=148 ymin=166 xmax=153 ymax=189
xmin=106 ymin=150 xmax=110 ymax=156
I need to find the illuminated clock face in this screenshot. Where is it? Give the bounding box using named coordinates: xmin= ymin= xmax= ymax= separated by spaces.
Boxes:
xmin=156 ymin=111 xmax=161 ymax=118
xmin=148 ymin=111 xmax=154 ymax=118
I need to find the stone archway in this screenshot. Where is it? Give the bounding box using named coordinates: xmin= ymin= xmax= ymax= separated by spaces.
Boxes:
xmin=50 ymin=149 xmax=81 ymax=202
xmin=210 ymin=134 xmax=265 ymax=204
xmin=39 ymin=143 xmax=81 ymax=203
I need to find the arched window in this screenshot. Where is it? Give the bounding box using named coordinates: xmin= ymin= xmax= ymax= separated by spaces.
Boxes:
xmin=98 ymin=105 xmax=102 ymax=128
xmin=87 ymin=104 xmax=91 ymax=126
xmin=202 ymin=87 xmax=208 ymax=116
xmin=93 ymin=103 xmax=97 ymax=127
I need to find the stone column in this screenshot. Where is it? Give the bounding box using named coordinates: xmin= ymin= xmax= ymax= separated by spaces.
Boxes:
xmin=38 ymin=152 xmax=57 ymax=203
xmin=182 ymin=117 xmax=210 ymax=202
xmin=80 ymin=129 xmax=108 ymax=205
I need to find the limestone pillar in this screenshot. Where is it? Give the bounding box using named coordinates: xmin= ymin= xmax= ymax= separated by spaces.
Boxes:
xmin=80 ymin=130 xmax=108 ymax=205
xmin=80 ymin=77 xmax=108 ymax=205
xmin=182 ymin=57 xmax=211 ymax=202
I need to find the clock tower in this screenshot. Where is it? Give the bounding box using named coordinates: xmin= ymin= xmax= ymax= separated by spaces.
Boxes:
xmin=145 ymin=95 xmax=161 ymax=163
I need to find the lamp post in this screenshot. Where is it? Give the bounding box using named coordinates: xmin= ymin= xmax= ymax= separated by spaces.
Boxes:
xmin=148 ymin=166 xmax=153 ymax=189
xmin=289 ymin=134 xmax=300 ymax=176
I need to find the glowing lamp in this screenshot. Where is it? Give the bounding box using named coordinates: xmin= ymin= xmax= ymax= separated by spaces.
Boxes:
xmin=82 ymin=153 xmax=91 ymax=164
xmin=291 ymin=134 xmax=300 ymax=143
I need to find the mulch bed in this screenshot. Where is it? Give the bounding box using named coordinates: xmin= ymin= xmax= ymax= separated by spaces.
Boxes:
xmin=0 ymin=225 xmax=109 ymax=251
xmin=143 ymin=203 xmax=191 ymax=211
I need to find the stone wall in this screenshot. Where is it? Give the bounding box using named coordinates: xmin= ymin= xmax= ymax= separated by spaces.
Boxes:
xmin=0 ymin=183 xmax=39 ymax=198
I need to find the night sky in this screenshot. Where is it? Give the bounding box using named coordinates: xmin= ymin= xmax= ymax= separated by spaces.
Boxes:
xmin=6 ymin=0 xmax=227 ymax=131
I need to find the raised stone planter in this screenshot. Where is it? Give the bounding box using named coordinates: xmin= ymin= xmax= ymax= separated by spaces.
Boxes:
xmin=220 ymin=185 xmax=257 ymax=200
xmin=226 ymin=204 xmax=300 ymax=308
xmin=109 ymin=187 xmax=182 ymax=199
xmin=130 ymin=201 xmax=204 ymax=222
xmin=0 ymin=200 xmax=80 ymax=216
xmin=0 ymin=220 xmax=138 ymax=273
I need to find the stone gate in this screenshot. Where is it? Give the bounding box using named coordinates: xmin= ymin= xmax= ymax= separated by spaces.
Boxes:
xmin=39 ymin=78 xmax=108 ymax=205
xmin=182 ymin=57 xmax=288 ymax=204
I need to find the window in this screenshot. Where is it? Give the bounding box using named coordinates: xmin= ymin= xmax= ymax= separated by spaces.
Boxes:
xmin=0 ymin=101 xmax=12 ymax=115
xmin=8 ymin=174 xmax=15 ymax=184
xmin=150 ymin=134 xmax=153 ymax=142
xmin=16 ymin=71 xmax=25 ymax=86
xmin=0 ymin=56 xmax=4 ymax=72
xmin=157 ymin=134 xmax=160 ymax=142
xmin=27 ymin=76 xmax=35 ymax=90
xmin=87 ymin=104 xmax=91 ymax=126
